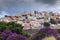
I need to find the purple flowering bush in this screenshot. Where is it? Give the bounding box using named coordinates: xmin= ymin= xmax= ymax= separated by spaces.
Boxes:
xmin=0 ymin=22 xmax=29 ymax=40
xmin=6 ymin=33 xmax=27 ymax=40
xmin=32 ymin=22 xmax=59 ymax=40
xmin=40 ymin=27 xmax=58 ymax=37
xmin=32 ymin=27 xmax=59 ymax=40
xmin=0 ymin=30 xmax=27 ymax=40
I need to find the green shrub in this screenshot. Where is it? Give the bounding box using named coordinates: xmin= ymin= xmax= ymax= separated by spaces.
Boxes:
xmin=0 ymin=22 xmax=23 ymax=34
xmin=56 ymin=29 xmax=60 ymax=34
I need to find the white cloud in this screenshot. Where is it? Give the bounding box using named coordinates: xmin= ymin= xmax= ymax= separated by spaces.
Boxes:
xmin=0 ymin=11 xmax=9 ymax=18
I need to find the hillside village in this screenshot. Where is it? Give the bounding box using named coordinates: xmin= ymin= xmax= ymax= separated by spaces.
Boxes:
xmin=0 ymin=11 xmax=60 ymax=30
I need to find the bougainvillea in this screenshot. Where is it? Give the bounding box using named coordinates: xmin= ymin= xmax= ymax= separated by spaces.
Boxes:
xmin=32 ymin=26 xmax=59 ymax=40
xmin=0 ymin=30 xmax=27 ymax=40
xmin=6 ymin=33 xmax=27 ymax=40
xmin=0 ymin=22 xmax=28 ymax=40
xmin=40 ymin=27 xmax=58 ymax=37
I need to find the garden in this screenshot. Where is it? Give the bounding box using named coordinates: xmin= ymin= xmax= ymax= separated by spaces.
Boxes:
xmin=0 ymin=22 xmax=60 ymax=40
xmin=0 ymin=22 xmax=30 ymax=40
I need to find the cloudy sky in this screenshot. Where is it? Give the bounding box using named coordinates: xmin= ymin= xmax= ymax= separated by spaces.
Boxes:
xmin=0 ymin=0 xmax=60 ymax=17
